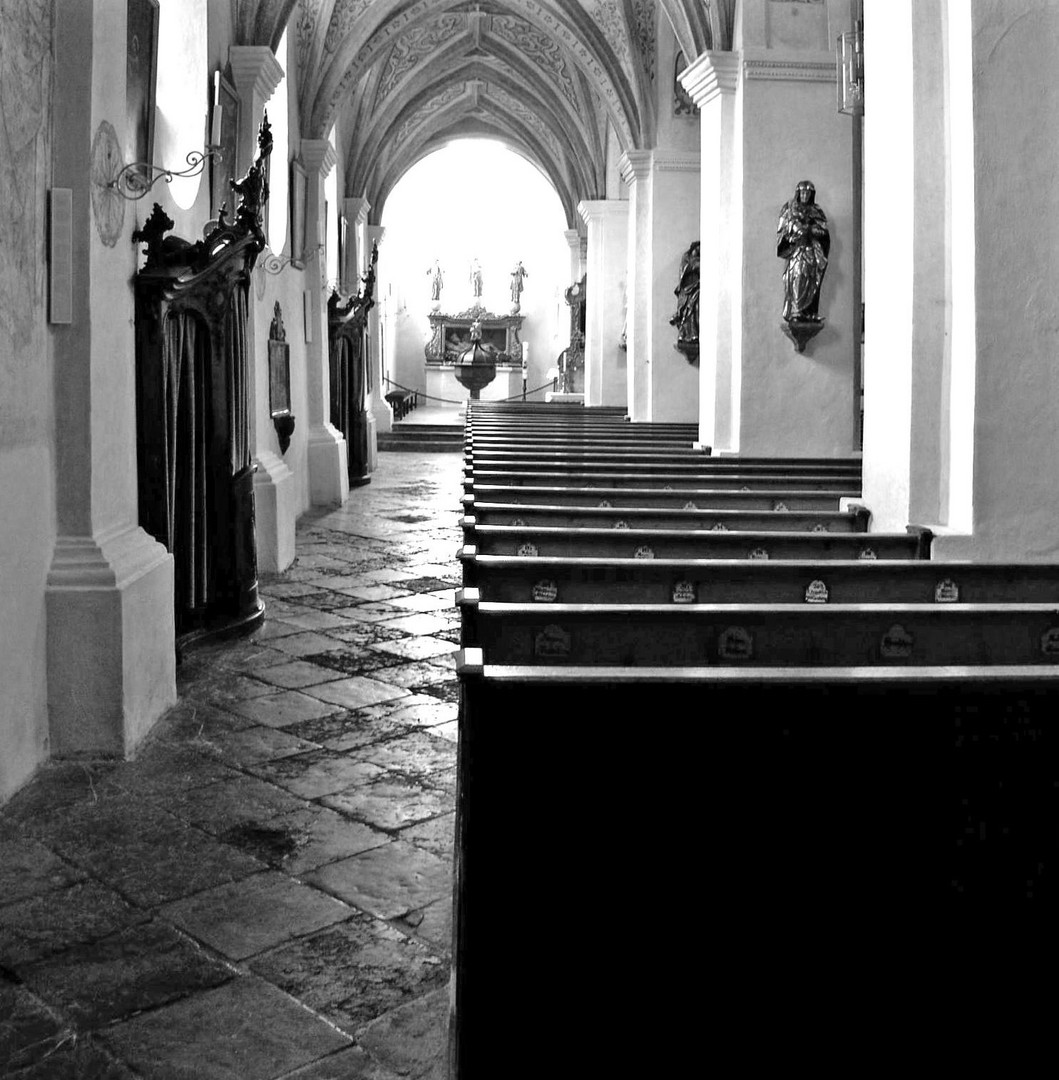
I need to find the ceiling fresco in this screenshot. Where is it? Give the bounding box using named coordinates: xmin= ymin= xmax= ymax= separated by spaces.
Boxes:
xmin=233 ymin=0 xmax=733 ymax=225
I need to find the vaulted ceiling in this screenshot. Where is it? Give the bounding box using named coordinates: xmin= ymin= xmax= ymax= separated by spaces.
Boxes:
xmin=234 ymin=1 xmax=734 ymax=225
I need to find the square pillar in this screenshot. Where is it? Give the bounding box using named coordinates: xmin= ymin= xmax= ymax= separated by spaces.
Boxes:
xmin=365 ymin=224 xmax=392 ymax=435
xmin=578 ymin=200 xmax=629 ymax=408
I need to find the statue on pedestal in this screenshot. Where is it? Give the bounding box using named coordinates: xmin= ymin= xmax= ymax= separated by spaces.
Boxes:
xmin=670 ymin=240 xmax=700 ymax=365
xmin=509 ymin=260 xmax=528 ymax=313
xmin=427 ymin=259 xmax=444 ymax=307
xmin=470 ymin=257 xmax=483 ymax=302
xmin=777 ymin=180 xmax=829 ymax=351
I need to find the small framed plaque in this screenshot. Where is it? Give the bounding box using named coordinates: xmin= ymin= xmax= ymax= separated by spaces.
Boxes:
xmin=719 ymin=626 xmax=753 ymax=661
xmin=268 ymin=302 xmax=295 ymax=454
xmin=858 ymin=547 xmax=877 ymax=560
xmin=289 ymin=158 xmax=308 ymax=269
xmin=773 ymin=501 xmax=789 ymax=512
xmin=531 ymin=579 xmax=558 ymax=603
xmin=934 ymin=579 xmax=960 ymax=603
xmin=711 ymin=522 xmax=728 ymax=532
xmin=1041 ymin=627 xmax=1059 ymax=658
xmin=812 ymin=523 xmax=829 ymax=533
xmin=634 ymin=545 xmax=655 ymax=559
xmin=511 ymin=518 xmax=526 ymax=527
xmin=880 ymin=624 xmax=914 ymax=660
xmin=517 ymin=542 xmax=539 ymax=557
xmin=748 ymin=548 xmax=770 ymax=560
xmin=535 ymin=624 xmax=571 ymax=659
xmin=805 ymin=579 xmax=829 ymax=604
xmin=672 ymin=580 xmax=697 ymax=604
xmin=597 ymin=499 xmax=612 ymax=508
xmin=614 ymin=520 xmax=629 ymax=529
xmin=683 ymin=501 xmax=698 ymax=511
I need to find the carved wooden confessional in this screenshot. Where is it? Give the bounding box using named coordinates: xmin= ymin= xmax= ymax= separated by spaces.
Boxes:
xmin=132 ymin=119 xmax=272 ymax=645
xmin=328 ymin=241 xmax=378 ymax=486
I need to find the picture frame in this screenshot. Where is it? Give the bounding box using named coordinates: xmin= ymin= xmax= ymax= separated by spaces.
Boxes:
xmin=290 ymin=159 xmax=307 ymax=269
xmin=125 ymin=0 xmax=159 ymax=174
xmin=268 ymin=301 xmax=295 ymax=454
xmin=210 ymin=72 xmax=241 ymax=220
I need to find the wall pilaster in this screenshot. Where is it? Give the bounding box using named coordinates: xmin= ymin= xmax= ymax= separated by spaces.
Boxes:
xmin=365 ymin=224 xmax=391 ymax=435
xmin=578 ymin=200 xmax=629 ymax=408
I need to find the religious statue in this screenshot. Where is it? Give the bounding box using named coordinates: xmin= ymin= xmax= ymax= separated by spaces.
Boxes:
xmin=669 ymin=240 xmax=700 ymax=364
xmin=510 ymin=260 xmax=528 ymax=312
xmin=427 ymin=259 xmax=444 ymax=303
xmin=777 ymin=180 xmax=830 ymax=325
xmin=470 ymin=257 xmax=483 ymax=300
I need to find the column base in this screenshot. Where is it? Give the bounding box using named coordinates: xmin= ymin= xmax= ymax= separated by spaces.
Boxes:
xmin=307 ymin=424 xmax=350 ymax=508
xmin=46 ymin=526 xmax=177 ymax=758
xmin=254 ymin=451 xmax=297 ymax=572
xmin=371 ymin=394 xmax=394 ymax=435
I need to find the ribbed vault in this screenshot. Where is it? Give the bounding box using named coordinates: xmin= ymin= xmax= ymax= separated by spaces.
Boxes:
xmin=234 ymin=0 xmax=724 ymax=227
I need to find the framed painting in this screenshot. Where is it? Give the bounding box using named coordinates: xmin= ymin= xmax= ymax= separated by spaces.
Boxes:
xmin=125 ymin=0 xmax=159 ymax=175
xmin=210 ymin=72 xmax=241 ymax=220
xmin=290 ymin=159 xmax=307 ymax=269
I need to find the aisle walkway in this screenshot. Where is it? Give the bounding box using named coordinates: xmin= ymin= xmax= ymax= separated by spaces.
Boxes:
xmin=0 ymin=452 xmax=464 ymax=1080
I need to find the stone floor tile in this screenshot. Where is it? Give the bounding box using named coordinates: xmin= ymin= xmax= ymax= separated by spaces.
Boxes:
xmin=384 ymin=593 xmax=454 ymax=614
xmin=429 ymin=720 xmax=458 ymax=742
xmin=375 ymin=612 xmax=451 ymax=637
xmin=268 ymin=631 xmax=357 ymax=658
xmin=5 ymin=1036 xmax=139 ymax=1079
xmin=356 ymin=987 xmax=449 ymax=1078
xmin=0 ymin=880 xmax=146 ymax=969
xmin=322 ymin=779 xmax=453 ymax=832
xmin=164 ymin=775 xmax=308 ymax=835
xmin=20 ymin=920 xmax=235 ymax=1030
xmin=391 ymin=577 xmax=453 ymax=595
xmin=360 ymin=697 xmax=458 ymax=729
xmin=248 ymin=750 xmax=387 ymax=800
xmin=416 ymin=679 xmax=460 ymax=704
xmin=0 ymin=982 xmax=68 ymax=1073
xmin=250 ymin=618 xmax=308 ymax=642
xmin=249 ymin=913 xmax=447 ymax=1034
xmin=358 ymin=567 xmax=424 ymax=585
xmin=397 ymin=814 xmax=456 ymax=862
xmin=0 ymin=837 xmax=86 ymax=906
xmin=359 ymin=732 xmax=457 ymax=781
xmin=160 ymin=871 xmax=353 ymax=961
xmin=178 ymin=670 xmax=276 ymax=706
xmin=368 ymin=636 xmax=457 ymax=662
xmin=263 ymin=805 xmax=391 ymax=874
xmin=226 ymin=688 xmax=342 ymax=728
xmin=214 ymin=643 xmax=291 ymax=673
xmin=299 ymin=648 xmax=403 ymax=678
xmin=101 ymin=975 xmax=351 ymax=1080
xmin=96 ymin=743 xmax=243 ymax=800
xmin=191 ymin=724 xmax=320 ymax=765
xmin=320 ymin=622 xmax=408 ymax=646
xmin=366 ymin=660 xmax=452 ymax=690
xmin=304 ymin=841 xmax=451 ymax=921
xmin=260 ymin=582 xmax=331 ymax=600
xmin=279 ymin=609 xmax=361 ymax=631
xmin=283 ymin=709 xmax=416 ymax=751
xmin=336 ymin=583 xmax=414 ymax=602
xmin=154 ymin=701 xmax=261 ymax=744
xmin=302 ymin=676 xmax=410 ymax=711
xmin=392 ymin=900 xmax=452 ymax=956
xmin=333 ymin=602 xmax=410 ymax=623
xmin=278 ymin=1045 xmax=404 ymax=1079
xmin=252 ymin=660 xmax=348 ymax=690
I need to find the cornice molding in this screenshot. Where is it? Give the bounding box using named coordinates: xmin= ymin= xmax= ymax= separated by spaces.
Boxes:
xmin=578 ymin=199 xmax=629 ymax=225
xmin=300 ymin=139 xmax=337 ymax=178
xmin=653 ymin=150 xmax=701 ymax=173
xmin=680 ymin=51 xmax=741 ymax=107
xmin=228 ymin=46 xmax=285 ymax=103
xmin=742 ymin=49 xmax=836 ymax=83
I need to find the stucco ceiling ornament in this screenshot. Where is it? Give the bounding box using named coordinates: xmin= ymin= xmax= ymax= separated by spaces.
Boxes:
xmin=375 ymin=14 xmax=464 ymax=106
xmin=489 ymin=14 xmax=581 ymax=116
xmin=392 ymin=84 xmax=466 ymax=150
xmin=633 ymin=0 xmax=656 ymax=82
xmin=89 ymin=121 xmax=126 ymax=247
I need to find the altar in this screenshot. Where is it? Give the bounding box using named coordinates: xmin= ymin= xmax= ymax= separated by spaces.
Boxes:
xmin=424 ymin=305 xmax=524 ymax=406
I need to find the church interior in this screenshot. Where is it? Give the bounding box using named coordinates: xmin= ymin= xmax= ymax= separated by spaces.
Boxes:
xmin=3 ymin=0 xmax=1059 ymax=1075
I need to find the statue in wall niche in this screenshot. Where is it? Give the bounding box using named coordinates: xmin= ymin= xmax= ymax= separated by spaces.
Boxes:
xmin=777 ymin=180 xmax=830 ymax=324
xmin=427 ymin=258 xmax=444 ymax=304
xmin=510 ymin=260 xmax=528 ymax=312
xmin=670 ymin=240 xmax=700 ymax=364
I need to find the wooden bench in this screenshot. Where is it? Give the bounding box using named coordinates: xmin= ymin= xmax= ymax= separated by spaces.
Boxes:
xmin=385 ymin=389 xmax=418 ymax=420
xmin=458 ymin=551 xmax=1059 ymax=603
xmin=460 ymin=497 xmax=870 ymax=534
xmin=449 ymin=657 xmax=1059 ymax=1077
xmin=462 ymin=523 xmax=930 ymax=560
xmin=465 ymin=449 xmax=861 ymax=473
xmin=462 ymin=483 xmax=855 ymax=510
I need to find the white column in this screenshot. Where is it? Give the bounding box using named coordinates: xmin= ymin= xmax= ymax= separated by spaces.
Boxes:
xmin=365 ymin=224 xmax=391 ymax=435
xmin=578 ymin=200 xmax=629 ymax=408
xmin=229 ymin=45 xmax=295 ymax=571
xmin=342 ymin=197 xmax=370 ymax=294
xmin=46 ymin=0 xmax=176 ymax=758
xmin=681 ymin=52 xmax=740 ymax=451
xmin=564 ymin=228 xmax=584 ymax=282
xmin=301 ymin=138 xmax=348 ymax=507
xmin=620 ymin=150 xmax=701 ymax=423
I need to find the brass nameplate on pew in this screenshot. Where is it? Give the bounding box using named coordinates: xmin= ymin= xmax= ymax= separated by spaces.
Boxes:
xmin=880 ymin=624 xmax=914 ymax=659
xmin=614 ymin=520 xmax=629 ymax=529
xmin=517 ymin=542 xmax=539 ymax=557
xmin=858 ymin=547 xmax=877 ymax=560
xmin=747 ymin=547 xmax=770 ymax=560
xmin=711 ymin=522 xmax=728 ymax=531
xmin=934 ymin=579 xmax=960 ymax=602
xmin=1040 ymin=627 xmax=1059 ymax=658
xmin=535 ymin=624 xmax=571 ymax=658
xmin=672 ymin=580 xmax=697 ymax=604
xmin=597 ymin=499 xmax=612 ymax=508
xmin=719 ymin=626 xmax=753 ymax=660
xmin=773 ymin=501 xmax=789 ymax=512
xmin=805 ymin=580 xmax=829 ymax=604
xmin=634 ymin=545 xmax=655 ymax=559
xmin=683 ymin=500 xmax=698 ymax=510
xmin=532 ymin=579 xmax=558 ymax=603
xmin=812 ymin=523 xmax=829 ymax=532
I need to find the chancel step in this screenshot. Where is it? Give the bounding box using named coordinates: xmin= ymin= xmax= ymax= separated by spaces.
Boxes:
xmin=455 ymin=594 xmax=1059 ymax=666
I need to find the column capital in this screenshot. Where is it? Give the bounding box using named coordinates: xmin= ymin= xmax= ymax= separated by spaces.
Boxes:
xmin=300 ymin=139 xmax=336 ymax=178
xmin=578 ymin=199 xmax=630 ymax=226
xmin=680 ymin=50 xmax=741 ymax=107
xmin=365 ymin=223 xmax=386 ymax=245
xmin=619 ymin=150 xmax=653 ymax=186
xmin=228 ymin=46 xmax=285 ymax=103
xmin=343 ymin=196 xmax=371 ymax=227
xmin=563 ymin=228 xmax=582 ymax=250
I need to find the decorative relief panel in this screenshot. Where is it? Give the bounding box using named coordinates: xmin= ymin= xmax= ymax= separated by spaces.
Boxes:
xmin=490 ymin=14 xmax=581 ymax=116
xmin=296 ymin=0 xmax=322 ymax=71
xmin=392 ymin=85 xmax=465 ymax=150
xmin=376 ymin=14 xmax=464 ymax=106
xmin=489 ymin=84 xmax=564 ymax=161
xmin=632 ymin=0 xmax=656 ymax=82
xmin=324 ymin=0 xmax=376 ymax=57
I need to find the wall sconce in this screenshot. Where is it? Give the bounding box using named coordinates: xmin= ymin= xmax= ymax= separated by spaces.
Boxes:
xmin=837 ymin=22 xmax=864 ymax=116
xmin=262 ymin=242 xmax=326 ymax=276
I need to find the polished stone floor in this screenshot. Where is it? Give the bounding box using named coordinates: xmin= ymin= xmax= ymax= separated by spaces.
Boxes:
xmin=0 ymin=452 xmax=465 ymax=1079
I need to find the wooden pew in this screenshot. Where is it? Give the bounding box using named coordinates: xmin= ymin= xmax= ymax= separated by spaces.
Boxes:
xmin=458 ymin=552 xmax=1059 ymax=604
xmin=462 ymin=483 xmax=854 ymax=511
xmin=464 ymin=450 xmax=861 ymax=474
xmin=465 ymin=468 xmax=862 ymax=492
xmin=449 ymin=657 xmax=1059 ymax=1077
xmin=460 ymin=497 xmax=869 ymax=534
xmin=462 ymin=523 xmax=930 ymax=560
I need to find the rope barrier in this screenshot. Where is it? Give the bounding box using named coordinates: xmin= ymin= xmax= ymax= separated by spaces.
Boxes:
xmin=382 ymin=375 xmax=558 ymax=406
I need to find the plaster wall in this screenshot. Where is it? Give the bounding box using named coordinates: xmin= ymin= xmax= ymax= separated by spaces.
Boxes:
xmin=736 ymin=59 xmax=855 ymax=455
xmin=957 ymin=2 xmax=1059 ymax=559
xmin=0 ymin=0 xmax=54 ymax=801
